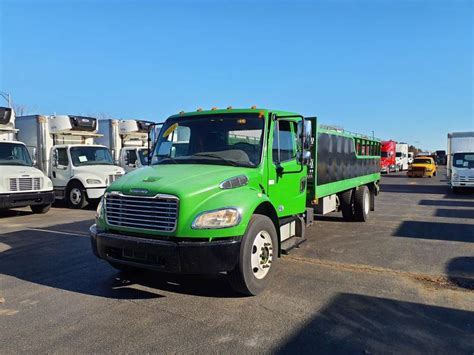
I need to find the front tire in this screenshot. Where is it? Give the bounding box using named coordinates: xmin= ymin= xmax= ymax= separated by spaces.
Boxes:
xmin=354 ymin=186 xmax=370 ymax=222
xmin=228 ymin=214 xmax=278 ymax=296
xmin=30 ymin=204 xmax=51 ymax=214
xmin=67 ymin=182 xmax=88 ymax=209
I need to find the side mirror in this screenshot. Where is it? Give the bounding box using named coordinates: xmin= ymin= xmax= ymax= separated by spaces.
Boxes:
xmin=297 ymin=120 xmax=312 ymax=150
xmin=297 ymin=150 xmax=312 ymax=165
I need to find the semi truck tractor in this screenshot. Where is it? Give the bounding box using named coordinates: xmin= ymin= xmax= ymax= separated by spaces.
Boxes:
xmin=90 ymin=107 xmax=381 ymax=295
xmin=16 ymin=115 xmax=125 ymax=208
xmin=0 ymin=107 xmax=54 ymax=213
xmin=395 ymin=143 xmax=409 ymax=171
xmin=447 ymin=132 xmax=474 ymax=192
xmin=96 ymin=119 xmax=154 ymax=172
xmin=381 ymin=140 xmax=397 ymax=173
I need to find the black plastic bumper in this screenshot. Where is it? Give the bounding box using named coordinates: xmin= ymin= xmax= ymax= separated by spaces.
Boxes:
xmin=0 ymin=191 xmax=55 ymax=209
xmin=90 ymin=224 xmax=241 ymax=274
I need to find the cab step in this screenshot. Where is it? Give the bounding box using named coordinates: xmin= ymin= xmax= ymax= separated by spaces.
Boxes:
xmin=281 ymin=236 xmax=306 ymax=254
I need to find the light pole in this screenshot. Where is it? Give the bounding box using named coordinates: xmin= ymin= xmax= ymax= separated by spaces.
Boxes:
xmin=0 ymin=91 xmax=12 ymax=108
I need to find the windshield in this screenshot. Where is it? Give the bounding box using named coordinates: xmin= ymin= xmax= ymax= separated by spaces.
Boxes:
xmin=413 ymin=158 xmax=432 ymax=165
xmin=70 ymin=146 xmax=114 ymax=166
xmin=381 ymin=152 xmax=389 ymax=158
xmin=0 ymin=143 xmax=33 ymax=166
xmin=138 ymin=148 xmax=149 ymax=166
xmin=152 ymin=113 xmax=265 ymax=168
xmin=396 ymin=152 xmax=402 ymax=157
xmin=453 ymin=153 xmax=474 ymax=168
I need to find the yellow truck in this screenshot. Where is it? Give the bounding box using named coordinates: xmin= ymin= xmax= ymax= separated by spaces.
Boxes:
xmin=407 ymin=156 xmax=437 ymax=178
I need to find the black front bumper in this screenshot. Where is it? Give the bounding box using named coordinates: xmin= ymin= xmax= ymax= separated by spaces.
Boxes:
xmin=90 ymin=224 xmax=241 ymax=274
xmin=0 ymin=191 xmax=55 ymax=209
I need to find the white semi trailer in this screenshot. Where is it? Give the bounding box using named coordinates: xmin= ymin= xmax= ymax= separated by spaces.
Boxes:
xmin=96 ymin=119 xmax=153 ymax=172
xmin=447 ymin=131 xmax=474 ymax=192
xmin=0 ymin=107 xmax=54 ymax=213
xmin=396 ymin=143 xmax=409 ymax=171
xmin=16 ymin=115 xmax=125 ymax=208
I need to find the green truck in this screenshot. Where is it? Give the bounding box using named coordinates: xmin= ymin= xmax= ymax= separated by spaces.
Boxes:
xmin=90 ymin=107 xmax=381 ymax=295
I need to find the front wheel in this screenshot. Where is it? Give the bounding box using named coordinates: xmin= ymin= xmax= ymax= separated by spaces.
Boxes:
xmin=67 ymin=182 xmax=88 ymax=209
xmin=228 ymin=214 xmax=278 ymax=296
xmin=30 ymin=204 xmax=51 ymax=214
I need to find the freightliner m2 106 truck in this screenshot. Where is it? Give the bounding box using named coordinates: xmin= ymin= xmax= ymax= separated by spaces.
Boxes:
xmin=96 ymin=119 xmax=153 ymax=172
xmin=90 ymin=108 xmax=381 ymax=295
xmin=0 ymin=107 xmax=54 ymax=213
xmin=16 ymin=115 xmax=125 ymax=209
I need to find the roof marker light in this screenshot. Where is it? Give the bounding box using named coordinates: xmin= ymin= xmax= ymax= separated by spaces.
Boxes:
xmin=197 ymin=108 xmax=203 ymax=112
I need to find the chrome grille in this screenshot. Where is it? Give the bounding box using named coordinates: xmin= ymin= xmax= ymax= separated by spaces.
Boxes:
xmin=411 ymin=167 xmax=425 ymax=172
xmin=9 ymin=177 xmax=42 ymax=192
xmin=105 ymin=193 xmax=178 ymax=232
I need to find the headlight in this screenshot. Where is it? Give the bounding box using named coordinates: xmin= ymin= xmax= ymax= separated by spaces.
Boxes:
xmin=192 ymin=208 xmax=241 ymax=229
xmin=47 ymin=180 xmax=53 ymax=187
xmin=87 ymin=179 xmax=102 ymax=184
xmin=95 ymin=197 xmax=105 ymax=220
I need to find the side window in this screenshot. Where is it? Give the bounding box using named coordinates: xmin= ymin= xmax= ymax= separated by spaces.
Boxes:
xmin=57 ymin=148 xmax=68 ymax=166
xmin=273 ymin=120 xmax=297 ymax=163
xmin=126 ymin=149 xmax=138 ymax=165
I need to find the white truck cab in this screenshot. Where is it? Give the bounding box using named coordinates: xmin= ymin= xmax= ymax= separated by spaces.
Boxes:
xmin=97 ymin=119 xmax=153 ymax=172
xmin=395 ymin=143 xmax=409 ymax=171
xmin=16 ymin=114 xmax=125 ymax=208
xmin=0 ymin=107 xmax=54 ymax=213
xmin=448 ymin=132 xmax=474 ymax=192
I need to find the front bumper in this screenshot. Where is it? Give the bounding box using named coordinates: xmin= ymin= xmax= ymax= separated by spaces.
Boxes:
xmin=407 ymin=170 xmax=430 ymax=177
xmin=85 ymin=187 xmax=107 ymax=200
xmin=451 ymin=181 xmax=474 ymax=188
xmin=0 ymin=190 xmax=55 ymax=209
xmin=90 ymin=224 xmax=241 ymax=274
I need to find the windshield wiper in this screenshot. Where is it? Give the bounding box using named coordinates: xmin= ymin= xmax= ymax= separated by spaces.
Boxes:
xmin=192 ymin=153 xmax=239 ymax=166
xmin=155 ymin=157 xmax=179 ymax=164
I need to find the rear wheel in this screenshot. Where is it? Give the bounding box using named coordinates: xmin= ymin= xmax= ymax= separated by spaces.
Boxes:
xmin=30 ymin=204 xmax=51 ymax=214
xmin=339 ymin=189 xmax=355 ymax=221
xmin=354 ymin=186 xmax=370 ymax=222
xmin=67 ymin=182 xmax=88 ymax=209
xmin=228 ymin=214 xmax=277 ymax=296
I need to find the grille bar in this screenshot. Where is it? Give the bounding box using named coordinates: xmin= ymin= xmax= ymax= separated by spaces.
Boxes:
xmin=105 ymin=193 xmax=178 ymax=232
xmin=8 ymin=177 xmax=42 ymax=192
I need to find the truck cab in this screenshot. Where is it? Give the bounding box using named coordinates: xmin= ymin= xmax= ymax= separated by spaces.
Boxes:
xmin=97 ymin=119 xmax=154 ymax=172
xmin=0 ymin=107 xmax=54 ymax=213
xmin=381 ymin=140 xmax=397 ymax=173
xmin=16 ymin=114 xmax=125 ymax=208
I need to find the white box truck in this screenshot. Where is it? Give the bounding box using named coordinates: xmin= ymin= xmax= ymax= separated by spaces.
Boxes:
xmin=16 ymin=115 xmax=125 ymax=208
xmin=0 ymin=107 xmax=54 ymax=213
xmin=396 ymin=143 xmax=409 ymax=171
xmin=96 ymin=119 xmax=153 ymax=172
xmin=447 ymin=131 xmax=474 ymax=192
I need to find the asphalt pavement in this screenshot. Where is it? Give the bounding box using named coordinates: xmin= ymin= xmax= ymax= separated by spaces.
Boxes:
xmin=1 ymin=167 xmax=473 ymax=354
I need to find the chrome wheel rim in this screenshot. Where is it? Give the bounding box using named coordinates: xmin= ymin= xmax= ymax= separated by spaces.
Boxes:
xmin=251 ymin=230 xmax=273 ymax=280
xmin=70 ymin=188 xmax=82 ymax=205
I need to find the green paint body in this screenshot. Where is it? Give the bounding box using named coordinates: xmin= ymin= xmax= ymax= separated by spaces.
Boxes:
xmin=97 ymin=108 xmax=380 ymax=240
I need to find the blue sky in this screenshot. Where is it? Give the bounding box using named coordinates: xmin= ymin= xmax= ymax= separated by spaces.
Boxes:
xmin=1 ymin=0 xmax=472 ymax=150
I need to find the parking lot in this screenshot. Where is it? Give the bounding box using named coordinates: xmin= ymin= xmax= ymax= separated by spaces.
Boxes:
xmin=1 ymin=167 xmax=473 ymax=353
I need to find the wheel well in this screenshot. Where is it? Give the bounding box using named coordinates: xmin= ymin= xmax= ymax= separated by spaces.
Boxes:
xmin=253 ymin=202 xmax=281 ymax=255
xmin=66 ymin=179 xmax=84 ymax=191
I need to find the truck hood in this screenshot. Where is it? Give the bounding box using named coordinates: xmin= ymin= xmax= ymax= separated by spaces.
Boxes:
xmin=0 ymin=165 xmax=48 ymax=178
xmin=108 ymin=164 xmax=255 ymax=197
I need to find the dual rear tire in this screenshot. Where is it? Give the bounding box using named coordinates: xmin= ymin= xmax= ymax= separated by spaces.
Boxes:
xmin=339 ymin=186 xmax=371 ymax=222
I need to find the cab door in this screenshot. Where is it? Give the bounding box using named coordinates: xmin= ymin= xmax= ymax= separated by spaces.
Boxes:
xmin=51 ymin=147 xmax=71 ymax=191
xmin=266 ymin=116 xmax=307 ymax=217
